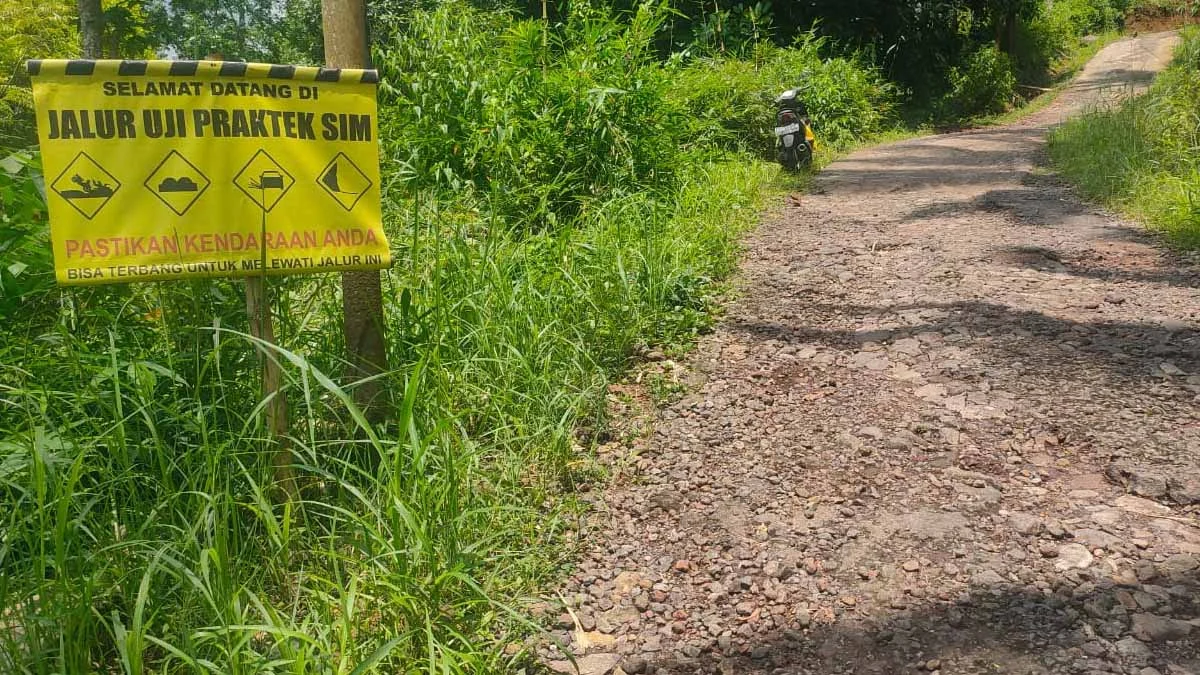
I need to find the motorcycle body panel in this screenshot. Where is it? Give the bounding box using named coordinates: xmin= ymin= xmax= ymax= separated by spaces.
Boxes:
xmin=774 ymin=107 xmax=813 ymax=171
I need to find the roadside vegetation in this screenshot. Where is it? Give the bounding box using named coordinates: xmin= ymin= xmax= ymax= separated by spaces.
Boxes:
xmin=1126 ymin=0 xmax=1200 ymax=29
xmin=0 ymin=0 xmax=1169 ymax=672
xmin=1049 ymin=25 xmax=1200 ymax=249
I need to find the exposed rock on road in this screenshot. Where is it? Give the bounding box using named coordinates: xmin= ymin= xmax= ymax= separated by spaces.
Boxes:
xmin=550 ymin=32 xmax=1199 ymax=675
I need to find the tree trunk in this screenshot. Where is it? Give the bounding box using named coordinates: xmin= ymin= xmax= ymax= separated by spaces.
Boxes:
xmin=78 ymin=0 xmax=103 ymax=59
xmin=1007 ymin=10 xmax=1019 ymax=55
xmin=321 ymin=0 xmax=390 ymax=424
xmin=996 ymin=9 xmax=1018 ymax=54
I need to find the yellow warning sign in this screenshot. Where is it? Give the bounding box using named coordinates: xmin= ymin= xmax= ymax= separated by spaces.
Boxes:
xmin=28 ymin=59 xmax=391 ymax=285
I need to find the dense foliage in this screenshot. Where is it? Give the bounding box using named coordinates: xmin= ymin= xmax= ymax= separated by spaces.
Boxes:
xmin=0 ymin=0 xmax=1147 ymax=143
xmin=0 ymin=1 xmax=77 ymax=146
xmin=669 ymin=37 xmax=897 ymax=156
xmin=376 ymin=4 xmax=687 ymax=227
xmin=373 ymin=3 xmax=897 ymax=220
xmin=1050 ymin=26 xmax=1200 ymax=248
xmin=940 ymin=45 xmax=1018 ymax=118
xmin=601 ymin=0 xmax=1134 ymax=103
xmin=142 ymin=0 xmax=324 ymax=62
xmin=0 ymin=3 xmax=813 ymax=672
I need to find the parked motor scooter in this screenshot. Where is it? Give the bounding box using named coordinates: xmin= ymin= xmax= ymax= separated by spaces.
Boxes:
xmin=773 ymin=88 xmax=815 ymax=171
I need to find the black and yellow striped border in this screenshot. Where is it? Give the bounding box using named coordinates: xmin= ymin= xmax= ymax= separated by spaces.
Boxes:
xmin=26 ymin=59 xmax=378 ymax=84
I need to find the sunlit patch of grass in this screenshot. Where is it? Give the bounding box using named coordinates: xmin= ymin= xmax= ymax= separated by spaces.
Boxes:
xmin=1049 ymin=26 xmax=1200 ymax=248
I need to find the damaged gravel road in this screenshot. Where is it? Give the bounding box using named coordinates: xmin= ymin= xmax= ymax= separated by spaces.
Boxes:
xmin=545 ymin=31 xmax=1200 ymax=675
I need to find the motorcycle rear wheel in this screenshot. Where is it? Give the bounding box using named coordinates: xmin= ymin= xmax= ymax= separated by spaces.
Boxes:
xmin=778 ymin=148 xmax=799 ymax=171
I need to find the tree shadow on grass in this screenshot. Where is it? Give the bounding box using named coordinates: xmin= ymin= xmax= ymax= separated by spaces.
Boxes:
xmin=642 ymin=567 xmax=1200 ymax=675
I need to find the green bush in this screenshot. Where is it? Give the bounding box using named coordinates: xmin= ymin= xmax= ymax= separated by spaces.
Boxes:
xmin=1046 ymin=0 xmax=1124 ymax=36
xmin=375 ymin=3 xmax=685 ymax=230
xmin=0 ymin=87 xmax=36 ymax=147
xmin=1016 ymin=8 xmax=1076 ymax=83
xmin=0 ymin=1 xmax=79 ymax=145
xmin=376 ymin=4 xmax=894 ymax=223
xmin=668 ymin=37 xmax=897 ymax=158
xmin=687 ymin=1 xmax=777 ymax=57
xmin=939 ymin=45 xmax=1017 ymax=119
xmin=666 ymin=47 xmax=778 ymax=157
xmin=0 ymin=149 xmax=54 ymax=311
xmin=786 ymin=50 xmax=897 ymax=149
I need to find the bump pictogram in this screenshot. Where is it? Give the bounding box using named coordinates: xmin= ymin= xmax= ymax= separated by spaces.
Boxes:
xmin=144 ymin=150 xmax=210 ymax=215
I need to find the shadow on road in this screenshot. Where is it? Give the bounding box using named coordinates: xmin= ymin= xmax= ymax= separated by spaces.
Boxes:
xmin=1069 ymin=67 xmax=1163 ymax=95
xmin=641 ymin=567 xmax=1200 ymax=675
xmin=816 ymin=129 xmax=1048 ymax=195
xmin=899 ymin=186 xmax=1094 ymax=224
xmin=729 ymin=300 xmax=1199 ymax=394
xmin=989 ymin=244 xmax=1200 ymax=288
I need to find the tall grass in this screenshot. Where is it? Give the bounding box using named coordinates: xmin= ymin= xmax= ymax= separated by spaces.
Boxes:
xmin=0 ymin=2 xmax=810 ymax=670
xmin=1049 ymin=26 xmax=1200 ymax=248
xmin=0 ymin=155 xmax=777 ymax=674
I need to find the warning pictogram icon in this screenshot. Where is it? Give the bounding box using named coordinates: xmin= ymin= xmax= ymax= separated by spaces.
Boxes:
xmin=317 ymin=152 xmax=372 ymax=211
xmin=144 ymin=150 xmax=210 ymax=215
xmin=51 ymin=152 xmax=120 ymax=219
xmin=233 ymin=149 xmax=294 ymax=212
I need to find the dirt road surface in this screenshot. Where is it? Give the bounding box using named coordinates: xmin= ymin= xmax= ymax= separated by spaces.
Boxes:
xmin=546 ymin=31 xmax=1200 ymax=675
